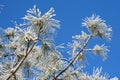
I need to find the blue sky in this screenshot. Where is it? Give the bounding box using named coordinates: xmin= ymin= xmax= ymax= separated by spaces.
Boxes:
xmin=0 ymin=0 xmax=120 ymax=78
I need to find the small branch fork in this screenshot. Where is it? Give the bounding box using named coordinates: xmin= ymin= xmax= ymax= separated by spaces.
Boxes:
xmin=6 ymin=42 xmax=36 ymax=80
xmin=54 ymin=35 xmax=92 ymax=79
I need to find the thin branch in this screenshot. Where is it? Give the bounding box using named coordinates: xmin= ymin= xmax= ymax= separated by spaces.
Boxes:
xmin=52 ymin=58 xmax=75 ymax=80
xmin=27 ymin=69 xmax=30 ymax=79
xmin=84 ymin=49 xmax=93 ymax=51
xmin=55 ymin=35 xmax=92 ymax=79
xmin=6 ymin=42 xmax=36 ymax=80
xmin=60 ymin=58 xmax=75 ymax=70
xmin=3 ymin=54 xmax=14 ymax=57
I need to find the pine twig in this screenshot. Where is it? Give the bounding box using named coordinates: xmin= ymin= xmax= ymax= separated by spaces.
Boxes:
xmin=6 ymin=42 xmax=36 ymax=80
xmin=55 ymin=35 xmax=92 ymax=79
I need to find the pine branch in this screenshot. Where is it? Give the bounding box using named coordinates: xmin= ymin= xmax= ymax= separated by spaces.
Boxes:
xmin=55 ymin=35 xmax=92 ymax=79
xmin=6 ymin=42 xmax=36 ymax=80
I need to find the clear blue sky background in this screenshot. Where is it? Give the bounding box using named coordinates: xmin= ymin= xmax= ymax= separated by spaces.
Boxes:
xmin=0 ymin=0 xmax=120 ymax=79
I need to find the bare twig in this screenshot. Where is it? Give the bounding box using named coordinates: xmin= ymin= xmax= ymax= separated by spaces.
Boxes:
xmin=55 ymin=35 xmax=92 ymax=79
